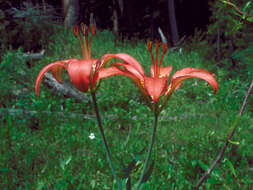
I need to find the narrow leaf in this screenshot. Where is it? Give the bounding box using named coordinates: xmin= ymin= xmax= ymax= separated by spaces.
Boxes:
xmin=225 ymin=158 xmax=237 ymax=177
xmin=228 ymin=140 xmax=240 ymax=145
xmin=198 ymin=160 xmax=209 ymax=171
xmin=243 ymin=1 xmax=251 ymax=12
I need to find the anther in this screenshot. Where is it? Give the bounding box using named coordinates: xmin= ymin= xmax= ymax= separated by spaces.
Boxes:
xmin=72 ymin=26 xmax=79 ymax=38
xmin=91 ymin=24 xmax=95 ymax=36
xmin=162 ymin=43 xmax=168 ymax=54
xmin=147 ymin=41 xmax=155 ymax=71
xmin=147 ymin=41 xmax=153 ymax=52
xmin=81 ymin=23 xmax=88 ymax=38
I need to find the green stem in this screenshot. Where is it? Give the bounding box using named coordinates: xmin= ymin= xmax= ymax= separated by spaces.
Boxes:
xmin=135 ymin=112 xmax=159 ymax=190
xmin=91 ymin=92 xmax=122 ymax=190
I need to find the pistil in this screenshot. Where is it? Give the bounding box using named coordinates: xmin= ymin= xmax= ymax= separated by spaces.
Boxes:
xmin=81 ymin=23 xmax=89 ymax=59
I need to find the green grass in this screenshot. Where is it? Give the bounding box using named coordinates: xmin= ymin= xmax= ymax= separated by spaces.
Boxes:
xmin=0 ymin=28 xmax=252 ymax=190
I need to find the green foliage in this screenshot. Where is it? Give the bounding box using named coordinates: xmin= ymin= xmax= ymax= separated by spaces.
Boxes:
xmin=232 ymin=42 xmax=253 ymax=76
xmin=0 ymin=28 xmax=252 ymax=189
xmin=207 ymin=0 xmax=253 ymax=71
xmin=0 ymin=48 xmax=30 ymax=106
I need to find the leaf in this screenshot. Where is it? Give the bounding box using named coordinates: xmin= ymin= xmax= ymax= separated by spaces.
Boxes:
xmin=243 ymin=1 xmax=252 ymax=13
xmin=198 ymin=160 xmax=209 ymax=171
xmin=36 ymin=181 xmax=45 ymax=190
xmin=206 ymin=176 xmax=220 ymax=185
xmin=65 ymin=156 xmax=72 ymax=165
xmin=60 ymin=155 xmax=72 ymax=170
xmin=246 ymin=17 xmax=253 ymax=22
xmin=141 ymin=160 xmax=155 ymax=183
xmin=228 ymin=140 xmax=240 ymax=145
xmin=225 ymin=158 xmax=237 ymax=177
xmin=90 ymin=179 xmax=96 ymax=189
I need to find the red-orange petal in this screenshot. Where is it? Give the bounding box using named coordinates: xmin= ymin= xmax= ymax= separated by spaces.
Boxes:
xmin=35 ymin=62 xmax=67 ymax=97
xmin=172 ymin=68 xmax=209 ymax=80
xmin=113 ymin=62 xmax=144 ymax=81
xmin=97 ymin=65 xmax=141 ymax=85
xmin=67 ymin=59 xmax=95 ymax=93
xmin=168 ymin=71 xmax=218 ymax=95
xmin=94 ymin=66 xmax=125 ymax=82
xmin=144 ymin=76 xmax=168 ymax=102
xmin=159 ymin=66 xmax=172 ymax=78
xmin=150 ymin=65 xmax=172 ymax=78
xmin=97 ymin=64 xmax=148 ymax=96
xmin=102 ymin=53 xmax=145 ymax=76
xmin=171 ymin=68 xmax=214 ymax=90
xmin=51 ymin=58 xmax=78 ymax=83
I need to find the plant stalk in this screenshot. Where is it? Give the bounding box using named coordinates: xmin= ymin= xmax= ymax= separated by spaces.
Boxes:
xmin=135 ymin=112 xmax=159 ymax=190
xmin=91 ymin=92 xmax=122 ymax=190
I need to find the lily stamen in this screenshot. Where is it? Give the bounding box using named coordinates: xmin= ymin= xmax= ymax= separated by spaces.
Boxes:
xmin=73 ymin=26 xmax=86 ymax=58
xmin=155 ymin=42 xmax=159 ymax=77
xmin=147 ymin=41 xmax=155 ymax=72
xmin=159 ymin=43 xmax=168 ymax=70
xmin=81 ymin=23 xmax=89 ymax=59
xmin=88 ymin=25 xmax=95 ymax=59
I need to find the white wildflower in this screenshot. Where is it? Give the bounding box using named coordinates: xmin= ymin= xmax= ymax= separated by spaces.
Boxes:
xmin=89 ymin=133 xmax=95 ymax=139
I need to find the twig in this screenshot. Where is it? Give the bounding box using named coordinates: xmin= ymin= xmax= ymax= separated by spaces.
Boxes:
xmin=194 ymin=79 xmax=253 ymax=189
xmin=1 ymin=107 xmax=208 ymax=122
xmin=23 ymin=49 xmax=45 ymax=60
xmin=158 ymin=27 xmax=168 ymax=44
xmin=221 ymin=0 xmax=253 ymax=19
xmin=239 ymin=80 xmax=253 ymax=116
xmin=0 ymin=108 xmax=95 ymax=120
xmin=43 ymin=73 xmax=89 ymax=102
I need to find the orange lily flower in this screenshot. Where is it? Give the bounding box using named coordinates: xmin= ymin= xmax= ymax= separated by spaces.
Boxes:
xmin=100 ymin=42 xmax=218 ymax=112
xmin=35 ymin=24 xmax=120 ymax=97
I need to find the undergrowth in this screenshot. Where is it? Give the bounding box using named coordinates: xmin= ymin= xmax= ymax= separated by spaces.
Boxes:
xmin=0 ymin=29 xmax=252 ymax=189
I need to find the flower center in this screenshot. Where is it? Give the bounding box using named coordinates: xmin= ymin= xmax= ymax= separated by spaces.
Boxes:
xmin=147 ymin=41 xmax=168 ymax=78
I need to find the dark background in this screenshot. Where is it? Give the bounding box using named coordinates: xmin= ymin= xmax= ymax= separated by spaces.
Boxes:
xmin=3 ymin=0 xmax=212 ymax=41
